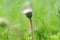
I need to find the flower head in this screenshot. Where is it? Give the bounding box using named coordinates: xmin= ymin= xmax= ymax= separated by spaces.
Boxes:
xmin=0 ymin=17 xmax=9 ymax=27
xmin=23 ymin=8 xmax=32 ymax=19
xmin=23 ymin=8 xmax=32 ymax=14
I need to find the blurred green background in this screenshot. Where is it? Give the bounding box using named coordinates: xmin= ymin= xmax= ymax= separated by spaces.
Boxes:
xmin=0 ymin=0 xmax=60 ymax=40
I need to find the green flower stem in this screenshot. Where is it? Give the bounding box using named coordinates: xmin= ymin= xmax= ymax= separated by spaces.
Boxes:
xmin=7 ymin=27 xmax=9 ymax=40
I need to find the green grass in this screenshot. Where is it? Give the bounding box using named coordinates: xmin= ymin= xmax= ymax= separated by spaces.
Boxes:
xmin=0 ymin=0 xmax=60 ymax=40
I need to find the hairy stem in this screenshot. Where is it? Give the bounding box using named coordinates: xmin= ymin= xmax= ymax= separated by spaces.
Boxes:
xmin=30 ymin=18 xmax=34 ymax=40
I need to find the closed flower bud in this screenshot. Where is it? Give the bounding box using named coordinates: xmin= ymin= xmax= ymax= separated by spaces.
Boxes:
xmin=23 ymin=8 xmax=32 ymax=19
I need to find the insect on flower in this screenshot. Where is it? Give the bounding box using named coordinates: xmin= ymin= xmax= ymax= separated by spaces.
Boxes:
xmin=23 ymin=8 xmax=32 ymax=19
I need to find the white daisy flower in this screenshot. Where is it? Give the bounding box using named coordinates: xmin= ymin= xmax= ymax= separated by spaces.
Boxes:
xmin=23 ymin=8 xmax=32 ymax=14
xmin=0 ymin=17 xmax=9 ymax=23
xmin=0 ymin=17 xmax=10 ymax=27
xmin=23 ymin=8 xmax=32 ymax=19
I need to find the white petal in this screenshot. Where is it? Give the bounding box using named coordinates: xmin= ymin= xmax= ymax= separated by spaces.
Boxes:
xmin=23 ymin=8 xmax=32 ymax=14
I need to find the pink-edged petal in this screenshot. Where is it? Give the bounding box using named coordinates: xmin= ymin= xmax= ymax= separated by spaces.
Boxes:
xmin=23 ymin=8 xmax=32 ymax=14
